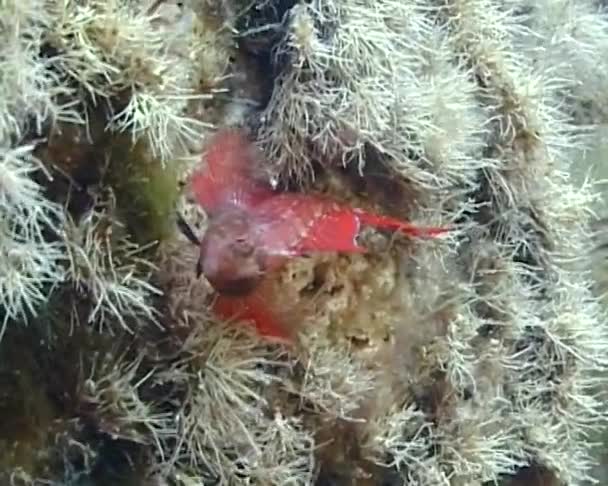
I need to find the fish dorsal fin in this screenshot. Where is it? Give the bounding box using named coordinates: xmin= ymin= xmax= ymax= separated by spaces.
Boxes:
xmin=190 ymin=129 xmax=274 ymax=214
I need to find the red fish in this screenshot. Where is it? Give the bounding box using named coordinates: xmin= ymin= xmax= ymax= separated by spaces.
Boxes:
xmin=183 ymin=129 xmax=449 ymax=342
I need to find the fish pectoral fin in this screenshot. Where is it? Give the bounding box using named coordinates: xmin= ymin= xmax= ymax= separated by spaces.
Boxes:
xmin=211 ymin=276 xmax=307 ymax=344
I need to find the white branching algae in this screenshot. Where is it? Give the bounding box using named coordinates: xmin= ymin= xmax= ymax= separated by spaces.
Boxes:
xmin=62 ymin=205 xmax=164 ymax=334
xmin=1 ymin=0 xmax=608 ymax=485
xmin=0 ymin=144 xmax=66 ymax=340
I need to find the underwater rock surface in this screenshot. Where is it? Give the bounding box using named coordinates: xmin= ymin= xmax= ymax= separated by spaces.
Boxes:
xmin=1 ymin=0 xmax=608 ymax=485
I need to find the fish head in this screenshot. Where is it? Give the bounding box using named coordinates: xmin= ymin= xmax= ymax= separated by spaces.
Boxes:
xmin=198 ymin=207 xmax=266 ymax=296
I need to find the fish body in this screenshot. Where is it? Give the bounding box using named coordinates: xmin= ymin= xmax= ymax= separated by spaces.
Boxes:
xmin=187 ymin=129 xmax=449 ymax=341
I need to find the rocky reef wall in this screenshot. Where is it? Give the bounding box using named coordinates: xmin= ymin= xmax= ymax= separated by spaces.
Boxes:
xmin=1 ymin=1 xmax=608 ymax=485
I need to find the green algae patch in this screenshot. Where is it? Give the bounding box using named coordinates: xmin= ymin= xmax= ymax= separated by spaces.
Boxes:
xmin=34 ymin=113 xmax=181 ymax=252
xmin=105 ymin=133 xmax=181 ymax=249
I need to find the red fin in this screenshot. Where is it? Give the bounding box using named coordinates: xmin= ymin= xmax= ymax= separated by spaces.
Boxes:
xmin=354 ymin=209 xmax=451 ymax=238
xmin=211 ymin=278 xmax=303 ymax=343
xmin=189 ymin=129 xmax=274 ymax=213
xmin=251 ymin=194 xmax=367 ymax=257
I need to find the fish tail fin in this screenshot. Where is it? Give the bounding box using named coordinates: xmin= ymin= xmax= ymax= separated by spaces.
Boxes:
xmin=356 ymin=211 xmax=451 ymax=238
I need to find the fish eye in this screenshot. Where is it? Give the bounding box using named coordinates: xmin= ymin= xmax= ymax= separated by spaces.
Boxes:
xmin=232 ymin=237 xmax=253 ymax=256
